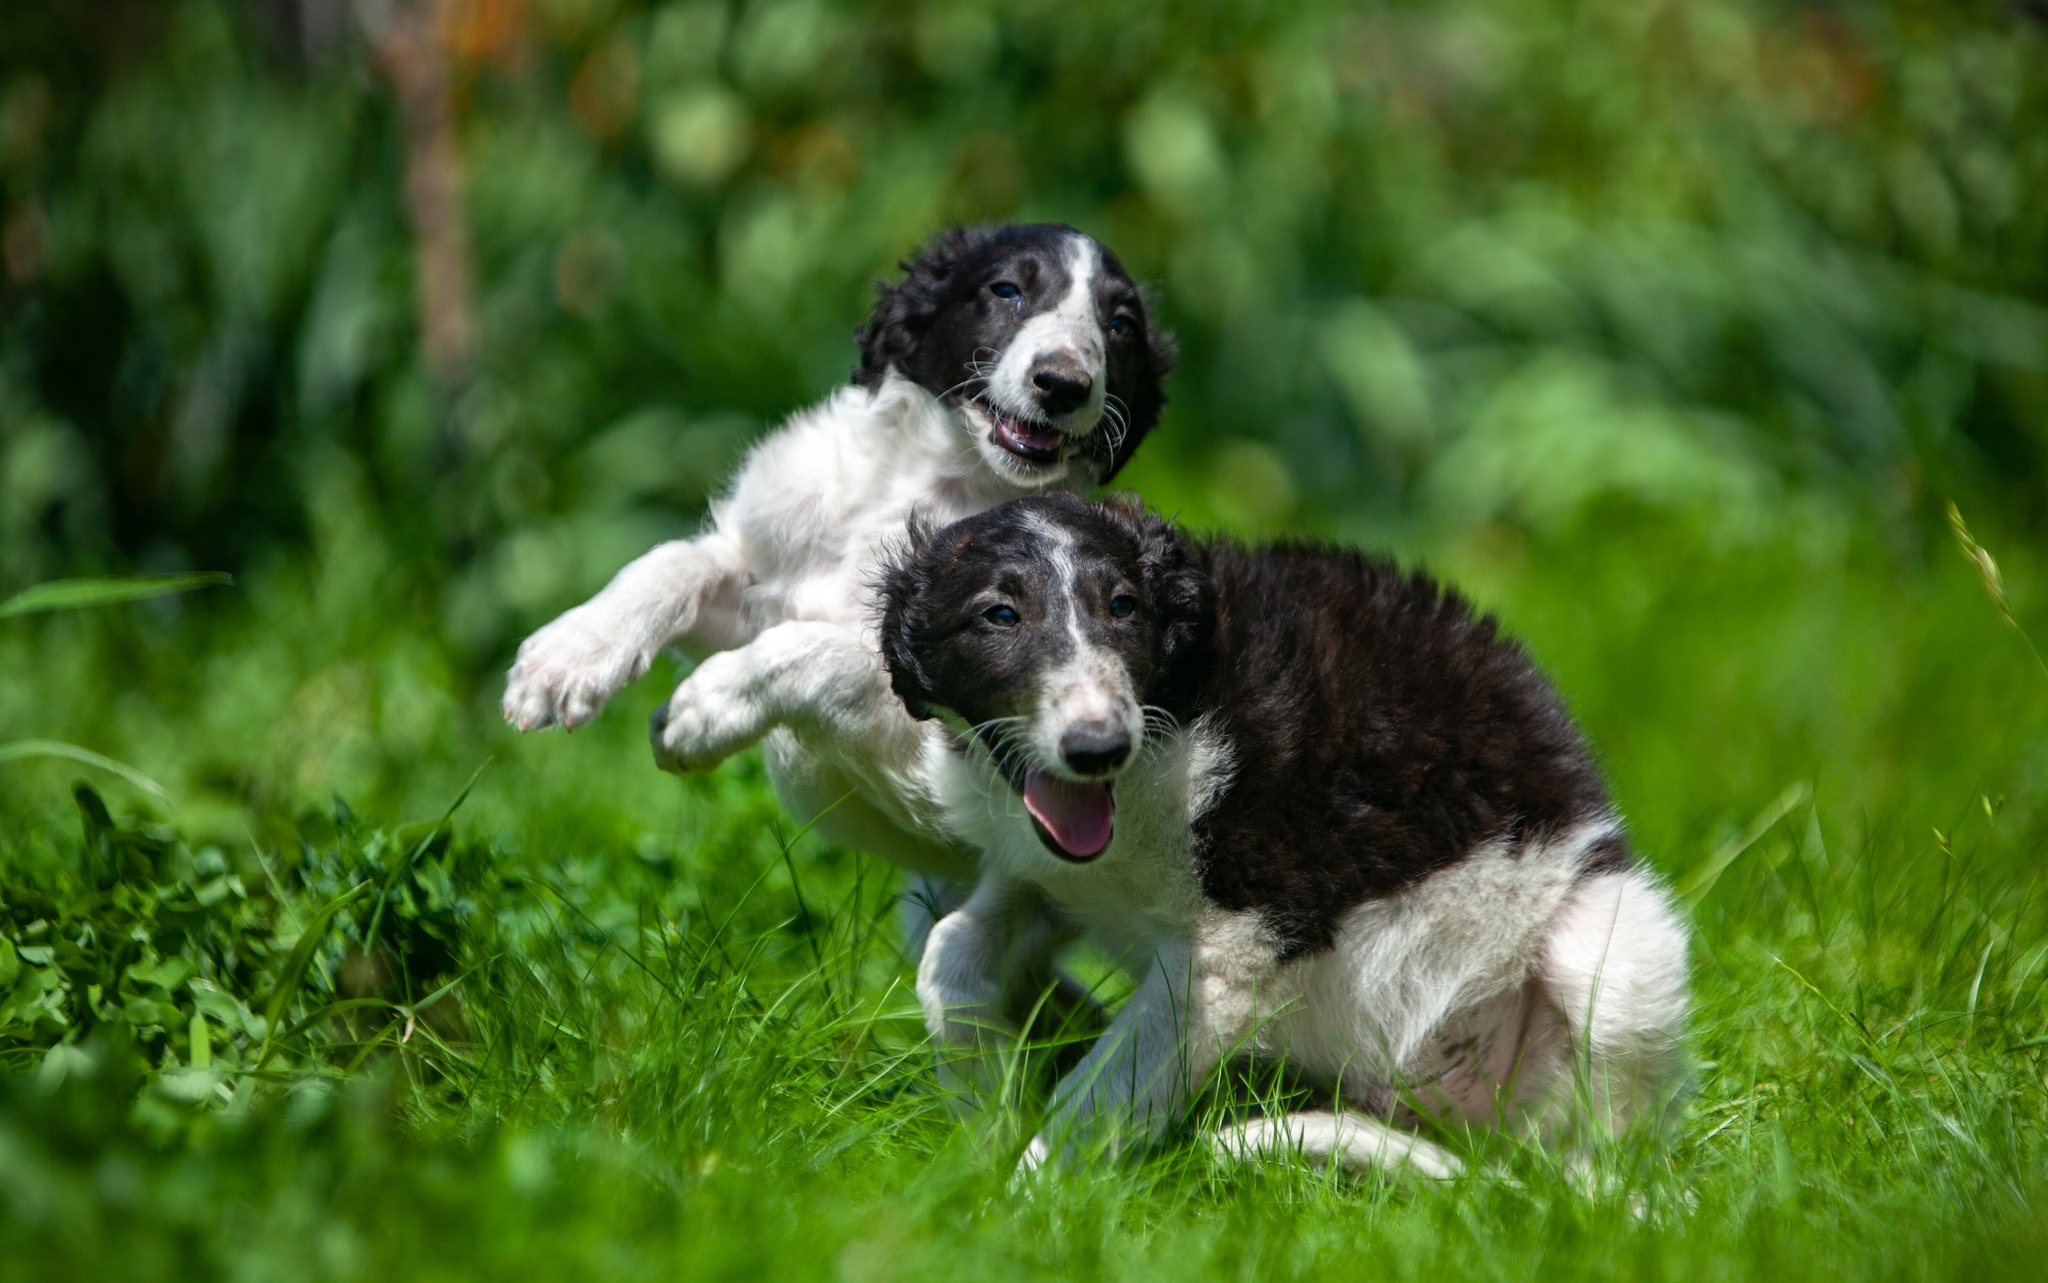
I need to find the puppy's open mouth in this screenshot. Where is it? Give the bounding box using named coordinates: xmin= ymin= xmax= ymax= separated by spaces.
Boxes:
xmin=1022 ymin=768 xmax=1114 ymax=861
xmin=977 ymin=402 xmax=1066 ymax=464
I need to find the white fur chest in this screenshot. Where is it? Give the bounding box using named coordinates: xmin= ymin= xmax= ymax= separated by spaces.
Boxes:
xmin=937 ymin=717 xmax=1238 ymax=960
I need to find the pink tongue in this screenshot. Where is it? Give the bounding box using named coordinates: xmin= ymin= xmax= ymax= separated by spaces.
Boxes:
xmin=1023 ymin=770 xmax=1115 ymax=858
xmin=998 ymin=415 xmax=1063 ymax=451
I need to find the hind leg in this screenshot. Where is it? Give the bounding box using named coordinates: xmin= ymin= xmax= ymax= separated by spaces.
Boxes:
xmin=1239 ymin=867 xmax=1687 ymax=1182
xmin=1527 ymin=867 xmax=1691 ymax=1145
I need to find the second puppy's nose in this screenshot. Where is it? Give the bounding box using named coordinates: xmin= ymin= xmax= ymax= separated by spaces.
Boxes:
xmin=1060 ymin=720 xmax=1131 ymax=777
xmin=1030 ymin=356 xmax=1094 ymax=416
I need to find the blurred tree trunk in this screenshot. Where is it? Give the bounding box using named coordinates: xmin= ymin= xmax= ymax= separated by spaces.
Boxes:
xmin=365 ymin=0 xmax=476 ymax=387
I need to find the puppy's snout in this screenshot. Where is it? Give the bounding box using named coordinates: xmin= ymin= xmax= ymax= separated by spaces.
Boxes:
xmin=648 ymin=702 xmax=670 ymax=738
xmin=1030 ymin=354 xmax=1094 ymax=417
xmin=1060 ymin=719 xmax=1131 ymax=777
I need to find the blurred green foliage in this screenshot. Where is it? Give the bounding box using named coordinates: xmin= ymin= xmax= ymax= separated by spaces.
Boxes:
xmin=4 ymin=0 xmax=2045 ymax=653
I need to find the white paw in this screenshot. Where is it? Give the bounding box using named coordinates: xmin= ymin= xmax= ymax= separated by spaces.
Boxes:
xmin=1015 ymin=1131 xmax=1048 ymax=1172
xmin=648 ymin=662 xmax=761 ymax=773
xmin=502 ymin=608 xmax=650 ymax=731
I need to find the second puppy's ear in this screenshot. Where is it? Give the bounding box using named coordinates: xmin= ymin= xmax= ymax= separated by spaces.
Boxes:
xmin=1098 ymin=493 xmax=1211 ymax=664
xmin=853 ymin=226 xmax=983 ymax=389
xmin=1095 ymin=283 xmax=1177 ymax=482
xmin=874 ymin=520 xmax=942 ymax=721
xmin=1133 ymin=502 xmax=1212 ymax=665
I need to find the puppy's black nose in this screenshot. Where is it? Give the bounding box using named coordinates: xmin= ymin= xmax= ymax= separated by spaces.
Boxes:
xmin=1060 ymin=720 xmax=1131 ymax=776
xmin=1030 ymin=356 xmax=1094 ymax=417
xmin=648 ymin=702 xmax=670 ymax=738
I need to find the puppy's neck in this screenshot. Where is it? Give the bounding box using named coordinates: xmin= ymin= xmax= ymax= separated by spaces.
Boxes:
xmin=867 ymin=367 xmax=1100 ymax=505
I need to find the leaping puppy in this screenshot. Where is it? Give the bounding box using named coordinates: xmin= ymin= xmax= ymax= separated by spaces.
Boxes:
xmin=502 ymin=225 xmax=1175 ymax=949
xmin=877 ymin=493 xmax=1690 ymax=1175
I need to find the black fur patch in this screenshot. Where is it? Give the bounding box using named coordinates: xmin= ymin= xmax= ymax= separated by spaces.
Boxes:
xmin=852 ymin=224 xmax=1176 ymax=479
xmin=880 ymin=493 xmax=1629 ymax=959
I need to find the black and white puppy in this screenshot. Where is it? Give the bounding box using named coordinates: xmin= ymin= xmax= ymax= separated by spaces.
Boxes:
xmin=502 ymin=226 xmax=1173 ymax=920
xmin=878 ymin=494 xmax=1690 ymax=1174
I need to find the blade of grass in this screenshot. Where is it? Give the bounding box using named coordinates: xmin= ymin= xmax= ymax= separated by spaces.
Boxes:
xmin=537 ymin=880 xmax=683 ymax=1004
xmin=0 ymin=738 xmax=175 ymax=805
xmin=256 ymin=880 xmax=373 ymax=1069
xmin=0 ymin=572 xmax=232 ymax=618
xmin=1679 ymin=781 xmax=1812 ymax=907
xmin=361 ymin=758 xmax=490 ymax=957
xmin=260 ymin=997 xmax=395 ymax=1055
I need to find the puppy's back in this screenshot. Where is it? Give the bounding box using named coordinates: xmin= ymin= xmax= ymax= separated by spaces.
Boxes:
xmin=1181 ymin=541 xmax=1626 ymax=957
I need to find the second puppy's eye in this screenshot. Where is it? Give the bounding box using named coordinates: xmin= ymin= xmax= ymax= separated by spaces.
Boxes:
xmin=1109 ymin=594 xmax=1138 ymax=619
xmin=989 ymin=282 xmax=1022 ymax=300
xmin=983 ymin=604 xmax=1020 ymax=625
xmin=1109 ymin=314 xmax=1136 ymax=337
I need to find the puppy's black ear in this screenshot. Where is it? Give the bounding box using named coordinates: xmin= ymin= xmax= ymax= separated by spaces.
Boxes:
xmin=1096 ymin=284 xmax=1177 ymax=481
xmin=1101 ymin=493 xmax=1211 ymax=666
xmin=1141 ymin=285 xmax=1179 ymax=381
xmin=874 ymin=516 xmax=942 ymax=720
xmin=854 ymin=226 xmax=982 ymax=389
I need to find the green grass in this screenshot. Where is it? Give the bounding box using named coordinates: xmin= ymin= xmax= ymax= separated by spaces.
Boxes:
xmin=2 ymin=499 xmax=2047 ymax=1281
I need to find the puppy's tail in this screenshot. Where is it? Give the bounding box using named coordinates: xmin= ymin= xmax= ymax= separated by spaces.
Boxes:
xmin=1210 ymin=1111 xmax=1462 ymax=1180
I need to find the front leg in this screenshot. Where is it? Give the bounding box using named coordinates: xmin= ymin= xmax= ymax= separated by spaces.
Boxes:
xmin=918 ymin=874 xmax=1047 ymax=1102
xmin=504 ymin=532 xmax=747 ymax=731
xmin=1025 ymin=946 xmax=1196 ymax=1169
xmin=1029 ymin=911 xmax=1283 ymax=1169
xmin=649 ymin=620 xmax=913 ymax=773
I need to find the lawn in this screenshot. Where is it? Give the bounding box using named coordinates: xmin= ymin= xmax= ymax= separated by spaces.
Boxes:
xmin=3 ymin=490 xmax=2046 ymax=1280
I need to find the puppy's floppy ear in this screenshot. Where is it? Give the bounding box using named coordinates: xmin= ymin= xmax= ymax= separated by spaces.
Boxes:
xmin=1096 ymin=283 xmax=1177 ymax=482
xmin=1139 ymin=284 xmax=1179 ymax=381
xmin=853 ymin=226 xmax=987 ymax=389
xmin=874 ymin=514 xmax=942 ymax=720
xmin=1100 ymin=493 xmax=1211 ymax=665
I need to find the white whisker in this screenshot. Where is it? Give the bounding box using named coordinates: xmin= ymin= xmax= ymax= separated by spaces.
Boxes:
xmin=965 ymin=714 xmax=1029 ymax=739
xmin=937 ymin=373 xmax=991 ymax=402
xmin=1092 ymin=392 xmax=1131 ymax=457
xmin=1140 ymin=704 xmax=1184 ymax=737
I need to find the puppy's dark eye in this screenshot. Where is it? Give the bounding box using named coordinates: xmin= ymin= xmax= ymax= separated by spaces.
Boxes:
xmin=1109 ymin=314 xmax=1137 ymax=337
xmin=989 ymin=282 xmax=1022 ymax=300
xmin=983 ymin=604 xmax=1020 ymax=626
xmin=1109 ymin=594 xmax=1138 ymax=619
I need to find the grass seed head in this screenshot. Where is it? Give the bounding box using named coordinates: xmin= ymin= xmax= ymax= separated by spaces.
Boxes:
xmin=1947 ymin=501 xmax=2015 ymax=628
